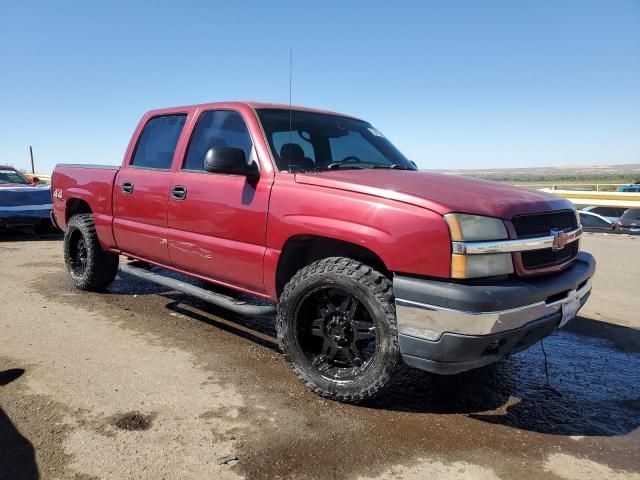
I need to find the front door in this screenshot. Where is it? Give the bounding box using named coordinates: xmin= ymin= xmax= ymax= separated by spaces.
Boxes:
xmin=167 ymin=109 xmax=270 ymax=294
xmin=113 ymin=113 xmax=188 ymax=265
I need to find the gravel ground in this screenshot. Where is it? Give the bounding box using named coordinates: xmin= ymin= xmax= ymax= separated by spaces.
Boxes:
xmin=0 ymin=232 xmax=638 ymax=480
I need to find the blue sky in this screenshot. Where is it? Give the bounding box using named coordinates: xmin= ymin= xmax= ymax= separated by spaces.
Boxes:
xmin=1 ymin=0 xmax=639 ymax=173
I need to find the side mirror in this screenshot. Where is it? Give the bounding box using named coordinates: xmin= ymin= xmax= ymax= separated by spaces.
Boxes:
xmin=204 ymin=147 xmax=259 ymax=180
xmin=409 ymin=160 xmax=418 ymax=170
xmin=30 ymin=176 xmax=40 ymax=184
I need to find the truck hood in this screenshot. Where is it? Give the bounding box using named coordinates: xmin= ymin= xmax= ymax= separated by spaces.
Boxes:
xmin=295 ymin=170 xmax=573 ymax=219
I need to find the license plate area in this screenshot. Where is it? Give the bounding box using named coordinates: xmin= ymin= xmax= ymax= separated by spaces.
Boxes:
xmin=560 ymin=295 xmax=581 ymax=327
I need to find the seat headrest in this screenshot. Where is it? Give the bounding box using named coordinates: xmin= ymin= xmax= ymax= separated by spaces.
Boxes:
xmin=279 ymin=143 xmax=305 ymax=166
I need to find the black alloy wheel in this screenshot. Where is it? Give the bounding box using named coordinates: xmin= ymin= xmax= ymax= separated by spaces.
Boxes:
xmin=295 ymin=285 xmax=378 ymax=381
xmin=63 ymin=214 xmax=119 ymax=290
xmin=68 ymin=228 xmax=88 ymax=277
xmin=277 ymin=257 xmax=402 ymax=402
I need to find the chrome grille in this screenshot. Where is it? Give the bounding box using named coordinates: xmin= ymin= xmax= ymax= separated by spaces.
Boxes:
xmin=512 ymin=210 xmax=577 ymax=238
xmin=521 ymin=241 xmax=579 ymax=269
xmin=512 ymin=210 xmax=579 ymax=271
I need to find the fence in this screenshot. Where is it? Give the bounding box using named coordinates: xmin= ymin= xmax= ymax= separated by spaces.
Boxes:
xmin=539 ymin=189 xmax=640 ymax=208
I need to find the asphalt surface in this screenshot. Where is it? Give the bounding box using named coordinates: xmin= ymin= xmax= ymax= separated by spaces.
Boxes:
xmin=0 ymin=232 xmax=639 ymax=480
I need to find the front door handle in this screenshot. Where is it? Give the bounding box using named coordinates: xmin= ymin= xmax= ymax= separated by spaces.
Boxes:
xmin=171 ymin=185 xmax=187 ymax=200
xmin=121 ymin=182 xmax=134 ymax=194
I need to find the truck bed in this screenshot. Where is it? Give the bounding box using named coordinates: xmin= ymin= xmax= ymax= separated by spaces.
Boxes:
xmin=51 ymin=164 xmax=120 ymax=248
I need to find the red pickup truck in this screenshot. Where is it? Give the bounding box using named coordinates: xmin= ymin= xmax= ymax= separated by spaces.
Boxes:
xmin=52 ymin=101 xmax=595 ymax=402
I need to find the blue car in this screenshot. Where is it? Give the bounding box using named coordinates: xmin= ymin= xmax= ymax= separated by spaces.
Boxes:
xmin=617 ymin=184 xmax=640 ymax=193
xmin=0 ymin=166 xmax=53 ymax=232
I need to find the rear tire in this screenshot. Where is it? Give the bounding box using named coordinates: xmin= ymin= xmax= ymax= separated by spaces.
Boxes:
xmin=276 ymin=257 xmax=401 ymax=403
xmin=63 ymin=214 xmax=119 ymax=290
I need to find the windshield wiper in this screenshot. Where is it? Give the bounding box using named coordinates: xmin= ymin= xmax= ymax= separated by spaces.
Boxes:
xmin=324 ymin=162 xmax=412 ymax=171
xmin=326 ymin=163 xmax=367 ymax=170
xmin=372 ymin=164 xmax=410 ymax=170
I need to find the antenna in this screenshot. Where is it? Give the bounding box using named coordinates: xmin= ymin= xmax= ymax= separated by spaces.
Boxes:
xmin=289 ymin=48 xmax=293 ymax=126
xmin=288 ymin=48 xmax=296 ymax=172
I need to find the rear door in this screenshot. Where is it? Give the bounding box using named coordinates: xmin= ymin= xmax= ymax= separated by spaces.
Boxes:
xmin=166 ymin=108 xmax=271 ymax=294
xmin=113 ymin=112 xmax=189 ymax=264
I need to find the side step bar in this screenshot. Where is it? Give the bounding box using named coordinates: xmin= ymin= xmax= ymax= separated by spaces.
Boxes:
xmin=119 ymin=264 xmax=276 ymax=317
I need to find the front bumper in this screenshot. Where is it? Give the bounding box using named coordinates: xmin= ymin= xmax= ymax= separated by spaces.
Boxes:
xmin=394 ymin=252 xmax=595 ymax=374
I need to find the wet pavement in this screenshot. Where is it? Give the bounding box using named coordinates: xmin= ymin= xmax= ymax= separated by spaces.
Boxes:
xmin=1 ymin=234 xmax=639 ymax=479
xmin=165 ymin=289 xmax=640 ymax=437
xmin=393 ymin=325 xmax=640 ymax=437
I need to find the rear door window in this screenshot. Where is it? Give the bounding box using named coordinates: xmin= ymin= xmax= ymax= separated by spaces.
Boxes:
xmin=131 ymin=114 xmax=187 ymax=169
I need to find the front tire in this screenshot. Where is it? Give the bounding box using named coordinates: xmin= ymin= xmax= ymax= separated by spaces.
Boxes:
xmin=63 ymin=214 xmax=119 ymax=290
xmin=276 ymin=257 xmax=401 ymax=403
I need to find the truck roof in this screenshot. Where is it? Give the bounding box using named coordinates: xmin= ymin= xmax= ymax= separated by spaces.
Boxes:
xmin=145 ymin=101 xmax=361 ymax=121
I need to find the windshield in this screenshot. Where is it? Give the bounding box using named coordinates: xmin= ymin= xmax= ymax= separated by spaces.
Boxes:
xmin=257 ymin=109 xmax=417 ymax=172
xmin=0 ymin=169 xmax=30 ymax=185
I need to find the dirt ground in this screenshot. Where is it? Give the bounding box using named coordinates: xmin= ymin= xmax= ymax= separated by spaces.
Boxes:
xmin=1 ymin=232 xmax=639 ymax=480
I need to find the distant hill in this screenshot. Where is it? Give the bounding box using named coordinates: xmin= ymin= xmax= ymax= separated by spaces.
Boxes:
xmin=429 ymin=164 xmax=640 ymax=186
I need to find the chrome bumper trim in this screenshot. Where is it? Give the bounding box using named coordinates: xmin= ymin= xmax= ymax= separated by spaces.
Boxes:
xmin=395 ymin=279 xmax=592 ymax=341
xmin=452 ymin=226 xmax=582 ymax=255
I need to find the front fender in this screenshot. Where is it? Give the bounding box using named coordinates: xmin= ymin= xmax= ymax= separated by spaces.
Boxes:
xmin=265 ymin=177 xmax=451 ymax=297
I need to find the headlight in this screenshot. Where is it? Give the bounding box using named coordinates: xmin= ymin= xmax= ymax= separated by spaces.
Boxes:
xmin=444 ymin=213 xmax=508 ymax=241
xmin=444 ymin=213 xmax=513 ymax=279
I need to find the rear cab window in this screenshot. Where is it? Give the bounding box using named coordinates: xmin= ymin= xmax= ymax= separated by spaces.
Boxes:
xmin=271 ymin=131 xmax=316 ymax=165
xmin=131 ymin=114 xmax=187 ymax=169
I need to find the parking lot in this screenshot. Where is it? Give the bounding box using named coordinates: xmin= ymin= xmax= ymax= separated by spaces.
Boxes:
xmin=1 ymin=232 xmax=639 ymax=479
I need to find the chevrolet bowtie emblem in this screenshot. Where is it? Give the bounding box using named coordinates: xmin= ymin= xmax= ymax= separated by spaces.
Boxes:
xmin=550 ymin=229 xmax=570 ymax=251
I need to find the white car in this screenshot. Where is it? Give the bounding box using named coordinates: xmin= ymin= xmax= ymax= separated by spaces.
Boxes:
xmin=580 ymin=206 xmax=626 ymax=224
xmin=578 ymin=210 xmax=615 ymax=232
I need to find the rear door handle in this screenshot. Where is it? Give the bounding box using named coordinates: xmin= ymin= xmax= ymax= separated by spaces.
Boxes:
xmin=171 ymin=185 xmax=187 ymax=200
xmin=121 ymin=182 xmax=134 ymax=194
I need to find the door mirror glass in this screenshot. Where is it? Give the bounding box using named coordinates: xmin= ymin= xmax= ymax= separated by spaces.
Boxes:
xmin=204 ymin=147 xmax=259 ymax=179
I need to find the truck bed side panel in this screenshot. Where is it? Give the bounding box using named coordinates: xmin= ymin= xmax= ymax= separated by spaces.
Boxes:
xmin=52 ymin=165 xmax=119 ymax=250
